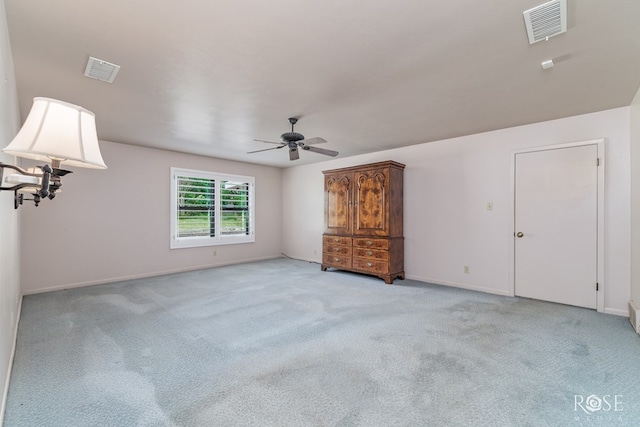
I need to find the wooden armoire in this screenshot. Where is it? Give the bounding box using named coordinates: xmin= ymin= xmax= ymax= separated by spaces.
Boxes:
xmin=321 ymin=160 xmax=405 ymax=284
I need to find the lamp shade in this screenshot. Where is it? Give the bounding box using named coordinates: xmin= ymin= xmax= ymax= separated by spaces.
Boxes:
xmin=2 ymin=97 xmax=107 ymax=169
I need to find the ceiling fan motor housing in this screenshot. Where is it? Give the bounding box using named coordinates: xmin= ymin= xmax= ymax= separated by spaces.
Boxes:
xmin=281 ymin=132 xmax=305 ymax=142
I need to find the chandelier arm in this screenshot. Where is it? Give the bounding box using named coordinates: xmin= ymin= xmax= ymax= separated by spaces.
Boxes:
xmin=0 ymin=161 xmax=62 ymax=207
xmin=0 ymin=162 xmax=43 ymax=192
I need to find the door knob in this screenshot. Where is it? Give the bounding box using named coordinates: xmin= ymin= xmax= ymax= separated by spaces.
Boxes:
xmin=516 ymin=232 xmax=524 ymax=238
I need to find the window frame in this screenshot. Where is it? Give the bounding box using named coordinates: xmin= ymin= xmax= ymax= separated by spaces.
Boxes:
xmin=170 ymin=167 xmax=255 ymax=249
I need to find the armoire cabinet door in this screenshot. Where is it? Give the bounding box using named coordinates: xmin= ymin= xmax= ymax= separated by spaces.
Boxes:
xmin=324 ymin=173 xmax=352 ymax=235
xmin=353 ymin=168 xmax=389 ymax=236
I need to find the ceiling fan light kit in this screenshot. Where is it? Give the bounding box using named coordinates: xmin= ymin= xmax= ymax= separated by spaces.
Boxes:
xmin=248 ymin=117 xmax=338 ymax=161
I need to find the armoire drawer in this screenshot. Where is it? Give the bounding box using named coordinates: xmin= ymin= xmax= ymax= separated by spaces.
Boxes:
xmin=353 ymin=238 xmax=390 ymax=250
xmin=352 ymin=258 xmax=389 ymax=274
xmin=323 ymin=235 xmax=352 ymax=246
xmin=324 ymin=245 xmax=352 ymax=256
xmin=322 ymin=254 xmax=352 ymax=269
xmin=353 ymin=247 xmax=389 ymax=261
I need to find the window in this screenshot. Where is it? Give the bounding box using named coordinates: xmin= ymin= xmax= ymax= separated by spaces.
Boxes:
xmin=171 ymin=168 xmax=255 ymax=248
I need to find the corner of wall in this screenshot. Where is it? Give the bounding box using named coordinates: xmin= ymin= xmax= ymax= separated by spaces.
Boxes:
xmin=630 ymin=85 xmax=640 ymax=309
xmin=0 ymin=0 xmax=23 ymax=423
xmin=629 ymin=300 xmax=640 ymax=334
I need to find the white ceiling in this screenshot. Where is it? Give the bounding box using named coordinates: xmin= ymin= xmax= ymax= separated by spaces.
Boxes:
xmin=5 ymin=0 xmax=640 ymax=168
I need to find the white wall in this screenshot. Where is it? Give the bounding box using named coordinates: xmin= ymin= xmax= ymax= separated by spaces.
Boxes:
xmin=283 ymin=107 xmax=631 ymax=316
xmin=0 ymin=0 xmax=21 ymax=422
xmin=20 ymin=141 xmax=283 ymax=293
xmin=631 ymin=87 xmax=640 ymax=309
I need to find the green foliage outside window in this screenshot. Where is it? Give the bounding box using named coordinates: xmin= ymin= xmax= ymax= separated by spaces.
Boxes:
xmin=177 ymin=177 xmax=250 ymax=238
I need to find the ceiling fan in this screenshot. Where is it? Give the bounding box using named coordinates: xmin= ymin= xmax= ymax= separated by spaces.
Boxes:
xmin=248 ymin=117 xmax=338 ymax=161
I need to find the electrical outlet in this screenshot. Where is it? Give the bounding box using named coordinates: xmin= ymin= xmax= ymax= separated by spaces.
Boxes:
xmin=464 ymin=266 xmax=470 ymax=274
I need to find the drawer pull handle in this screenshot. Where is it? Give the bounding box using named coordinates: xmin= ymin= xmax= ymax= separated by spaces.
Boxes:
xmin=334 ymin=238 xmax=340 ymax=242
xmin=366 ymin=262 xmax=373 ymax=267
xmin=366 ymin=241 xmax=373 ymax=246
xmin=334 ymin=257 xmax=340 ymax=262
xmin=334 ymin=247 xmax=340 ymax=252
xmin=366 ymin=251 xmax=373 ymax=256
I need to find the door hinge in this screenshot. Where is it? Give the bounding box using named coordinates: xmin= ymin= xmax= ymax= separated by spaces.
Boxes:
xmin=596 ymin=282 xmax=599 ymax=291
xmin=596 ymin=158 xmax=600 ymax=166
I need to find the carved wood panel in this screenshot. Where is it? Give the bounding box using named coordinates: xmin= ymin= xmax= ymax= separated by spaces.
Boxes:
xmin=324 ymin=174 xmax=351 ymax=235
xmin=354 ymin=169 xmax=388 ymax=236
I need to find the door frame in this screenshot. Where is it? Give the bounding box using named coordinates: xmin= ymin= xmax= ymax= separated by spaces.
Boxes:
xmin=508 ymin=139 xmax=605 ymax=312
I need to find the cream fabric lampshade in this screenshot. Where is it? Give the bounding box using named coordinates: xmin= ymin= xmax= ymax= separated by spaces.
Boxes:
xmin=2 ymin=97 xmax=107 ymax=169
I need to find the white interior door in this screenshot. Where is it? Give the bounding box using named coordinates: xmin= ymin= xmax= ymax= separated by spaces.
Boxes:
xmin=514 ymin=144 xmax=598 ymax=309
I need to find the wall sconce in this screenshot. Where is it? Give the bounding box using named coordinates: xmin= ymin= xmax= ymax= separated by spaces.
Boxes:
xmin=0 ymin=97 xmax=107 ymax=208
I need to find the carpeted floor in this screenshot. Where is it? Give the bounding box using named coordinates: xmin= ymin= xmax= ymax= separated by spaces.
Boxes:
xmin=4 ymin=258 xmax=640 ymax=426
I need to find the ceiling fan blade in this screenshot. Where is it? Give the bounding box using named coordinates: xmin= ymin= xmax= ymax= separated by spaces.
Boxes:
xmin=300 ymin=137 xmax=327 ymax=145
xmin=289 ymin=147 xmax=300 ymax=161
xmin=253 ymin=139 xmax=285 ymax=145
xmin=247 ymin=145 xmax=285 ymax=154
xmin=301 ymin=145 xmax=339 ymax=157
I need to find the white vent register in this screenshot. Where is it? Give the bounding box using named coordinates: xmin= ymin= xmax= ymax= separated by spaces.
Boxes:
xmin=84 ymin=56 xmax=121 ymax=83
xmin=523 ymin=0 xmax=567 ymax=44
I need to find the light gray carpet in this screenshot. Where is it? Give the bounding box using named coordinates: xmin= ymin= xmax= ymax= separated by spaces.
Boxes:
xmin=4 ymin=258 xmax=640 ymax=426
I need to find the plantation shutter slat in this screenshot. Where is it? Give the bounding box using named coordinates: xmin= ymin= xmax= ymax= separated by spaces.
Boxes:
xmin=220 ymin=180 xmax=250 ymax=235
xmin=177 ymin=175 xmax=216 ymax=238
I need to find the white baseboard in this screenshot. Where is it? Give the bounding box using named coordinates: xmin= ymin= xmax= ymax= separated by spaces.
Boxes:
xmin=267 ymin=258 xmax=514 ymax=297
xmin=629 ymin=300 xmax=640 ymax=334
xmin=604 ymin=307 xmax=630 ymax=317
xmin=1 ymin=294 xmax=22 ymax=427
xmin=22 ymin=255 xmax=284 ymax=295
xmin=281 ymin=254 xmax=321 ymax=264
xmin=403 ymin=274 xmax=513 ymax=297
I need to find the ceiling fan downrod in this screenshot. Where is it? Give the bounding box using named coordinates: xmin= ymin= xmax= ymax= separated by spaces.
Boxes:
xmin=288 ymin=117 xmax=298 ymax=132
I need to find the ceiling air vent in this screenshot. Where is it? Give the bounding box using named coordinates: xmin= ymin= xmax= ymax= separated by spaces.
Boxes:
xmin=523 ymin=0 xmax=567 ymax=44
xmin=84 ymin=56 xmax=121 ymax=83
